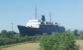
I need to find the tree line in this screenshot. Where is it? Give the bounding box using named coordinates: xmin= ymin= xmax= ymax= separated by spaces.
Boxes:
xmin=0 ymin=30 xmax=39 ymax=46
xmin=0 ymin=29 xmax=83 ymax=50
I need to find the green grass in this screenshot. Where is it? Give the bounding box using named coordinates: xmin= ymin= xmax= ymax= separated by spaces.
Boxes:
xmin=0 ymin=40 xmax=83 ymax=50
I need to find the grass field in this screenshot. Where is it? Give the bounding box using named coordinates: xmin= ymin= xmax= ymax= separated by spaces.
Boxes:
xmin=0 ymin=40 xmax=83 ymax=50
xmin=0 ymin=43 xmax=39 ymax=50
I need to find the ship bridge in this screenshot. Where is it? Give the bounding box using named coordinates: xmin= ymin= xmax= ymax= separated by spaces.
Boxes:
xmin=26 ymin=19 xmax=41 ymax=28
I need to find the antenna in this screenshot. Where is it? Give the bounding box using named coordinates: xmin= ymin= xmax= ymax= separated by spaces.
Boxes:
xmin=11 ymin=22 xmax=13 ymax=31
xmin=49 ymin=12 xmax=52 ymax=23
xmin=35 ymin=5 xmax=37 ymax=19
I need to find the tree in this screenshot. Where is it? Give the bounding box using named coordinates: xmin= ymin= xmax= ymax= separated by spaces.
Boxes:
xmin=7 ymin=31 xmax=17 ymax=38
xmin=0 ymin=30 xmax=8 ymax=37
xmin=79 ymin=32 xmax=83 ymax=39
xmin=73 ymin=29 xmax=79 ymax=36
xmin=1 ymin=30 xmax=7 ymax=34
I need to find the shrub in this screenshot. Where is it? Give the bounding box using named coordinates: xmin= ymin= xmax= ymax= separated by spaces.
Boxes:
xmin=39 ymin=32 xmax=79 ymax=50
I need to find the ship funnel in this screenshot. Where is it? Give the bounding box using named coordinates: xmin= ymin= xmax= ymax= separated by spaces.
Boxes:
xmin=41 ymin=15 xmax=45 ymax=24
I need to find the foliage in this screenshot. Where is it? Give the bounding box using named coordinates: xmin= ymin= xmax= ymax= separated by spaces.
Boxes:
xmin=0 ymin=30 xmax=36 ymax=46
xmin=0 ymin=29 xmax=80 ymax=50
xmin=73 ymin=29 xmax=79 ymax=36
xmin=39 ymin=32 xmax=79 ymax=50
xmin=79 ymin=33 xmax=83 ymax=39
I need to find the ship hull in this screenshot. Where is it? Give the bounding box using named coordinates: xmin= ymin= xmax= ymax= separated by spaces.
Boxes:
xmin=18 ymin=25 xmax=65 ymax=36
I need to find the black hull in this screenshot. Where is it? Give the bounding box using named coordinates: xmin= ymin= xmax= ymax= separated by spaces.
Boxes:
xmin=18 ymin=25 xmax=65 ymax=36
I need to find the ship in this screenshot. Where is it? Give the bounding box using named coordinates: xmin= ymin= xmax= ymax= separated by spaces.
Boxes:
xmin=17 ymin=15 xmax=65 ymax=36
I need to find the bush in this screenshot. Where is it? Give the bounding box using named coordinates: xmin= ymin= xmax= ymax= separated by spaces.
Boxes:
xmin=39 ymin=32 xmax=79 ymax=50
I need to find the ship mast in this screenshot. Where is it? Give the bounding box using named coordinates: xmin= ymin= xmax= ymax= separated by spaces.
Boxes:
xmin=35 ymin=5 xmax=37 ymax=19
xmin=49 ymin=12 xmax=52 ymax=23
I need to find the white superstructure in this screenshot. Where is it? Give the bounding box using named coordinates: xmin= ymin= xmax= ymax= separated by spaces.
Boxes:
xmin=26 ymin=19 xmax=41 ymax=28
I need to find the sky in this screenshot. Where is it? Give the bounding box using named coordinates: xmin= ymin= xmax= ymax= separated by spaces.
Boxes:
xmin=0 ymin=0 xmax=83 ymax=32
